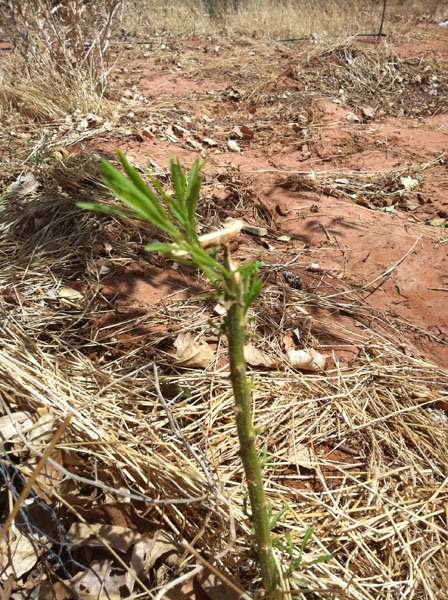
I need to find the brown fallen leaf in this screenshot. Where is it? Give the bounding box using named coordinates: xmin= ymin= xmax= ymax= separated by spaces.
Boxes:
xmin=174 ymin=333 xmax=214 ymax=368
xmin=67 ymin=522 xmax=141 ymax=553
xmin=286 ymin=442 xmax=315 ymax=468
xmin=130 ymin=529 xmax=178 ymax=579
xmin=244 ymin=344 xmax=276 ymax=368
xmin=194 ymin=568 xmax=246 ymax=600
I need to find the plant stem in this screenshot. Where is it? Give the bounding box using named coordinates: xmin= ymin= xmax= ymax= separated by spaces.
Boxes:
xmin=225 ymin=265 xmax=277 ymax=597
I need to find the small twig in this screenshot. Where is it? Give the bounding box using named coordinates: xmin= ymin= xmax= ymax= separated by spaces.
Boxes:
xmin=362 ymin=236 xmax=421 ymax=300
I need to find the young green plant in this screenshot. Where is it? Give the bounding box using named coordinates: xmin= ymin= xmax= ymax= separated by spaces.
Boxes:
xmin=78 ymin=151 xmax=278 ymax=596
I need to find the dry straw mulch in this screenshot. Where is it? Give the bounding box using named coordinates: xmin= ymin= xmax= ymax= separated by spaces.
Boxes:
xmin=0 ymin=176 xmax=447 ymax=599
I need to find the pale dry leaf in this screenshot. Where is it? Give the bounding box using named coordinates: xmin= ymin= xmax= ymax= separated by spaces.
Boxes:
xmin=242 ymin=224 xmax=268 ymax=237
xmin=58 ymin=287 xmax=83 ymax=300
xmin=174 ymin=332 xmax=214 ymax=368
xmin=195 ymin=568 xmax=245 ymax=600
xmin=69 ymin=560 xmax=125 ymax=600
xmin=0 ymin=529 xmax=39 ymax=581
xmin=400 ymin=176 xmax=419 ymax=193
xmin=213 ymin=303 xmax=227 ymax=316
xmin=287 ymin=348 xmax=326 ymax=372
xmin=67 ymin=522 xmax=141 ymax=553
xmin=227 ymin=139 xmax=241 ymax=153
xmin=244 ymin=344 xmax=276 ymax=368
xmin=27 ymin=412 xmax=55 ymax=447
xmin=6 ymin=173 xmax=39 ymax=196
xmin=130 ymin=529 xmax=177 ymax=579
xmin=287 ymin=443 xmax=315 ymax=468
xmin=0 ymin=411 xmax=32 ymax=443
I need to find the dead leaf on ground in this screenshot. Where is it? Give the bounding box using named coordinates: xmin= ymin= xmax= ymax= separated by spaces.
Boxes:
xmin=130 ymin=529 xmax=178 ymax=579
xmin=286 ymin=348 xmax=326 ymax=372
xmin=68 ymin=560 xmax=126 ymax=600
xmin=67 ymin=522 xmax=141 ymax=553
xmin=244 ymin=344 xmax=276 ymax=368
xmin=286 ymin=443 xmax=315 ymax=468
xmin=39 ymin=581 xmax=72 ymax=600
xmin=194 ymin=568 xmax=245 ymax=600
xmin=227 ymin=139 xmax=241 ymax=153
xmin=6 ymin=173 xmax=39 ymax=196
xmin=0 ymin=411 xmax=32 ymax=443
xmin=0 ymin=529 xmax=39 ymax=581
xmin=174 ymin=333 xmax=214 ymax=368
xmin=58 ymin=287 xmax=84 ymax=301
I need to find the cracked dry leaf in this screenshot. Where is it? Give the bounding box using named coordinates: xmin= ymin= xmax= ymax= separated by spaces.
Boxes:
xmin=58 ymin=287 xmax=83 ymax=300
xmin=287 ymin=443 xmax=315 ymax=468
xmin=400 ymin=176 xmax=419 ymax=193
xmin=174 ymin=332 xmax=213 ymax=368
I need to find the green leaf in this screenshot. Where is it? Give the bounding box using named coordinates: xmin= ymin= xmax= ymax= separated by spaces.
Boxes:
xmin=76 ymin=202 xmax=139 ymax=220
xmin=244 ymin=276 xmax=263 ymax=313
xmin=299 ymin=554 xmax=334 ymax=567
xmin=170 ymin=156 xmax=186 ymax=210
xmin=186 ymin=158 xmax=202 ymax=226
xmin=285 ymin=531 xmax=294 ymax=561
xmin=270 ymin=507 xmax=288 ymax=530
xmin=101 ymin=157 xmax=178 ymax=238
xmin=144 ymin=242 xmax=179 ymax=254
xmin=298 ymin=528 xmax=314 ymax=565
xmin=117 ymin=150 xmax=166 ymax=209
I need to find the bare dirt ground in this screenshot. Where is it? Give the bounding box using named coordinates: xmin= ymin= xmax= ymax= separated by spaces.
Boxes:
xmin=1 ymin=18 xmax=448 ymax=600
xmin=77 ymin=29 xmax=448 ymax=367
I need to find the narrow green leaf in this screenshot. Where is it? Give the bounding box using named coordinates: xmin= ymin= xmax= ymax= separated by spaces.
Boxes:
xmin=244 ymin=276 xmax=263 ymax=313
xmin=285 ymin=531 xmax=294 ymax=561
xmin=101 ymin=166 xmax=177 ymax=236
xmin=170 ymin=156 xmax=186 ymax=210
xmin=116 ymin=150 xmax=165 ymax=212
xmin=144 ymin=243 xmax=179 ymax=254
xmin=186 ymin=158 xmax=201 ymax=225
xmin=76 ymin=202 xmax=139 ymax=219
xmin=298 ymin=528 xmax=314 ymax=564
xmin=103 ymin=155 xmax=176 ymax=235
xmin=299 ymin=554 xmax=334 ymax=567
xmin=270 ymin=507 xmax=288 ymax=530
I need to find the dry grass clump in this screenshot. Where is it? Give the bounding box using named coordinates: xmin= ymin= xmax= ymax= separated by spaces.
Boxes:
xmin=1 ymin=171 xmax=447 ymax=597
xmin=0 ymin=0 xmax=123 ymax=81
xmin=122 ymin=0 xmax=446 ymax=39
xmin=0 ymin=0 xmax=121 ymax=180
xmin=299 ymin=41 xmax=448 ymax=118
